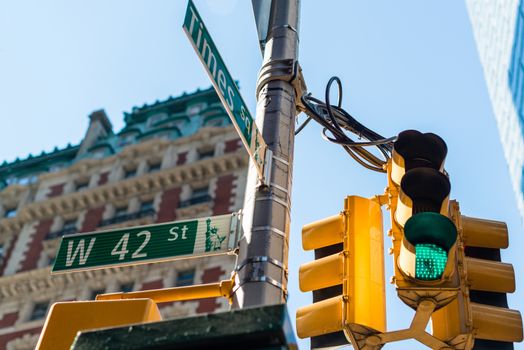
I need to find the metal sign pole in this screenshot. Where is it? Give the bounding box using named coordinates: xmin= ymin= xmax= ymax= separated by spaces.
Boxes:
xmin=233 ymin=0 xmax=301 ymax=308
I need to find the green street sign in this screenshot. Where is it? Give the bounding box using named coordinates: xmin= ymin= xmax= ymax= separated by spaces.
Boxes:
xmin=183 ymin=0 xmax=267 ymax=179
xmin=51 ymin=213 xmax=240 ymax=273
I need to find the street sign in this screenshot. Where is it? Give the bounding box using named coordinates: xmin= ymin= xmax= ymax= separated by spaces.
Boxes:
xmin=183 ymin=0 xmax=267 ymax=180
xmin=251 ymin=0 xmax=273 ymax=55
xmin=51 ymin=213 xmax=240 ymax=273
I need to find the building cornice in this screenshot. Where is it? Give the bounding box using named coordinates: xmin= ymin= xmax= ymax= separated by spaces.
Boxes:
xmin=0 ymin=150 xmax=247 ymax=235
xmin=37 ymin=126 xmax=237 ymax=181
xmin=0 ymin=265 xmax=135 ymax=299
xmin=0 ymin=126 xmax=244 ymax=234
xmin=0 ymin=254 xmax=224 ymax=300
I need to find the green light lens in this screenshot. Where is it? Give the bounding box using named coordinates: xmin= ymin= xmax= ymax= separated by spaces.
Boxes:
xmin=415 ymin=243 xmax=447 ymax=280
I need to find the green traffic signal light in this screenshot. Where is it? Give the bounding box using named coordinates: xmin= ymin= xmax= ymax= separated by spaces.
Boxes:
xmin=415 ymin=244 xmax=447 ymax=280
xmin=404 ymin=212 xmax=457 ymax=281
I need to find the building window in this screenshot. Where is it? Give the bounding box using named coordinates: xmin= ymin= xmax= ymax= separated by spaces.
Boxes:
xmin=192 ymin=186 xmax=209 ymax=199
xmin=63 ymin=219 xmax=77 ymax=232
xmin=120 ymin=283 xmax=134 ymax=293
xmin=198 ymin=148 xmax=215 ymax=159
xmin=49 ymin=163 xmax=65 ymax=173
xmin=140 ymin=200 xmax=154 ymax=212
xmin=4 ymin=177 xmax=17 ymax=186
xmin=114 ymin=206 xmax=128 ymax=218
xmin=204 ymin=117 xmax=225 ymax=127
xmin=176 ymin=269 xmax=195 ymax=287
xmin=124 ymin=168 xmax=136 ymax=179
xmin=46 ymin=218 xmax=77 ymax=240
xmin=17 ymin=174 xmax=38 ymax=186
xmin=91 ymin=149 xmax=106 ymax=159
xmin=90 ymin=288 xmax=105 ymax=300
xmin=118 ymin=133 xmax=135 ymax=147
xmin=75 ymin=181 xmax=89 ymax=191
xmin=4 ymin=208 xmax=17 ymax=218
xmin=29 ymin=302 xmax=49 ymax=321
xmin=148 ymin=162 xmax=161 ymax=173
xmin=164 ymin=119 xmax=187 ymax=130
xmin=148 ymin=113 xmax=168 ymax=126
xmin=179 ymin=186 xmax=211 ymax=208
xmin=187 ymin=104 xmax=202 ymax=116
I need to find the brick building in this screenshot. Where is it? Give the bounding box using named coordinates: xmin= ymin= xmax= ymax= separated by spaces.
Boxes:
xmin=0 ymin=87 xmax=248 ymax=349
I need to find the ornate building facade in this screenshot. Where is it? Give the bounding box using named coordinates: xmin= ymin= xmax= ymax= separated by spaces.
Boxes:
xmin=0 ymin=87 xmax=248 ymax=349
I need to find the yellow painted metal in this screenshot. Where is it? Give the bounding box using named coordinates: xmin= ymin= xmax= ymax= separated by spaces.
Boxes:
xmin=296 ymin=195 xmax=386 ymax=340
xmin=434 ymin=201 xmax=523 ymax=346
xmin=386 ymin=160 xmax=408 ymax=289
xmin=301 ymin=214 xmax=343 ymax=250
xmin=296 ymin=296 xmax=343 ymax=338
xmin=387 ymin=160 xmax=458 ymax=285
xmin=299 ymin=252 xmax=343 ymax=292
xmin=390 ymin=149 xmax=406 ymax=186
xmin=96 ymin=279 xmax=234 ymax=303
xmin=431 ymin=298 xmax=461 ymax=341
xmin=36 ymin=298 xmax=161 ymax=350
xmin=431 ymin=294 xmax=469 ymax=342
xmin=461 ymin=216 xmax=508 ymax=249
xmin=344 ymin=195 xmax=386 ymax=333
xmin=465 ymin=257 xmax=515 ymax=293
xmin=471 ymin=302 xmax=523 ymax=342
xmin=397 ymin=238 xmax=417 ymax=279
xmin=394 ymin=191 xmax=449 ymax=228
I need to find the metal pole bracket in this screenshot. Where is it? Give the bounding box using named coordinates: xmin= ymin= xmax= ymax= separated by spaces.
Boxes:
xmin=256 ymin=59 xmax=307 ymax=114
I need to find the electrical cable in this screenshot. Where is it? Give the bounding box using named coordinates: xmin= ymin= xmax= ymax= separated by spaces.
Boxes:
xmin=295 ymin=116 xmax=312 ymax=135
xmin=296 ymin=76 xmax=396 ymax=173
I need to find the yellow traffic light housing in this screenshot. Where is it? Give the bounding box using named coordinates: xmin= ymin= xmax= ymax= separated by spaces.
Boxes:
xmin=387 ymin=130 xmax=459 ymax=310
xmin=36 ymin=298 xmax=162 ymax=350
xmin=36 ymin=278 xmax=236 ymax=350
xmin=432 ymin=202 xmax=523 ymax=346
xmin=296 ymin=195 xmax=386 ymax=346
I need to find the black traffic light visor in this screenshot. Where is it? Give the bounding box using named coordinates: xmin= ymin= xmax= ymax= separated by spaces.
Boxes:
xmin=404 ymin=212 xmax=457 ymax=252
xmin=400 ymin=167 xmax=450 ymax=213
xmin=393 ymin=130 xmax=447 ymax=171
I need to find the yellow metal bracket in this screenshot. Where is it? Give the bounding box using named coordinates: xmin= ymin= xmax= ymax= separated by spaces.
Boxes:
xmin=96 ymin=277 xmax=236 ymax=305
xmin=371 ymin=193 xmax=389 ymax=207
xmin=342 ymin=299 xmax=472 ymax=349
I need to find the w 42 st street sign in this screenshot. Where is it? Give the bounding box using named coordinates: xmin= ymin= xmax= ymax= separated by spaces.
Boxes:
xmin=51 ymin=213 xmax=240 ymax=273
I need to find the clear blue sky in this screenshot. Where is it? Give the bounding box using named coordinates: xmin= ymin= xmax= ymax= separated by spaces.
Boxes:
xmin=1 ymin=1 xmax=522 ymax=349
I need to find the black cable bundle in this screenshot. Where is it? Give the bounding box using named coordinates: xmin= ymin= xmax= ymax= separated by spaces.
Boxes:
xmin=297 ymin=76 xmax=395 ymax=173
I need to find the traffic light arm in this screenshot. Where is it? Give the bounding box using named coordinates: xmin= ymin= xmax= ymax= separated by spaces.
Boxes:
xmin=363 ymin=300 xmax=454 ymax=349
xmin=96 ymin=278 xmax=235 ymax=304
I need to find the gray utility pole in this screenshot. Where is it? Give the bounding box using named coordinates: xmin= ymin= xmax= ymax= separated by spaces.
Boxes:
xmin=233 ymin=0 xmax=302 ymax=308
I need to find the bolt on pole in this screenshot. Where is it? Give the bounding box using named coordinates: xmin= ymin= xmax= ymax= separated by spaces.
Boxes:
xmin=233 ymin=0 xmax=301 ymax=308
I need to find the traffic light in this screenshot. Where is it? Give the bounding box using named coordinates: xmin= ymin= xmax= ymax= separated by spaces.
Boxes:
xmin=388 ymin=130 xmax=459 ymax=310
xmin=37 ymin=278 xmax=236 ymax=350
xmin=296 ymin=195 xmax=386 ymax=348
xmin=36 ymin=299 xmax=162 ymax=350
xmin=432 ymin=201 xmax=523 ymax=348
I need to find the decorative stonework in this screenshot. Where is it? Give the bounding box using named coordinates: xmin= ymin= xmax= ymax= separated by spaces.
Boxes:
xmin=6 ymin=332 xmax=39 ymax=350
xmin=0 ymin=90 xmax=248 ymax=349
xmin=0 ymin=150 xmax=246 ymax=235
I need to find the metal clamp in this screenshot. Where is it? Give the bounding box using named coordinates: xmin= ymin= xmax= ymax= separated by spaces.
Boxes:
xmin=234 ymin=256 xmax=288 ymax=299
xmin=234 ymin=256 xmax=287 ymax=273
xmin=227 ymin=211 xmax=242 ymax=251
xmin=256 ymin=59 xmax=307 ymax=113
xmin=250 ymin=225 xmax=287 ymax=239
xmin=261 ymin=148 xmax=273 ymax=188
xmin=233 ymin=276 xmax=288 ymax=299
